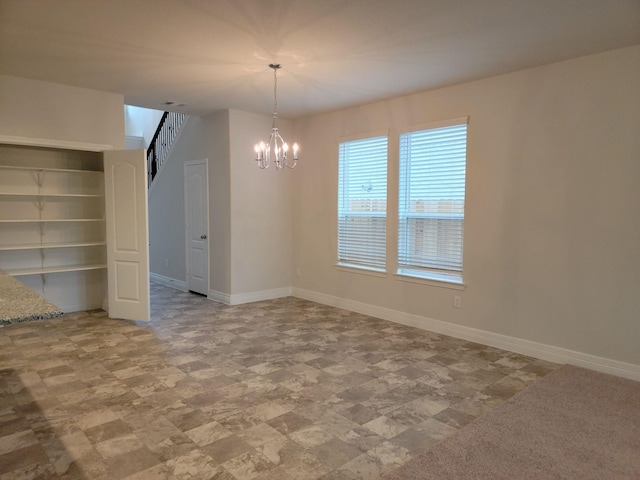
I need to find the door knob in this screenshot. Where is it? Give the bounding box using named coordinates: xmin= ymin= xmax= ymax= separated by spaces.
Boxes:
xmin=200 ymin=234 xmax=207 ymax=239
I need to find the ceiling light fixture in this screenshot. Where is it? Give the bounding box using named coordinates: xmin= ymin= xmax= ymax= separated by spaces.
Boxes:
xmin=254 ymin=64 xmax=298 ymax=170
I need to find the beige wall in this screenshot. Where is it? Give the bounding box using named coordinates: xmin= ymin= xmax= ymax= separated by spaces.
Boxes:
xmin=0 ymin=74 xmax=125 ymax=148
xmin=292 ymin=45 xmax=640 ymax=369
xmin=229 ymin=110 xmax=293 ymax=297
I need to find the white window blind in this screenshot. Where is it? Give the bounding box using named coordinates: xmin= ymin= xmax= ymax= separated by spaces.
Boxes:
xmin=338 ymin=136 xmax=388 ymax=271
xmin=398 ymin=121 xmax=467 ymax=278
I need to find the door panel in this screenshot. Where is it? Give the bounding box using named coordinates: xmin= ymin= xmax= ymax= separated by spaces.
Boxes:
xmin=185 ymin=160 xmax=209 ymax=295
xmin=104 ymin=150 xmax=150 ymax=321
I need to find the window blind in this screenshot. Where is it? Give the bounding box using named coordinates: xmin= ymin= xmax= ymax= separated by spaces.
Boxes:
xmin=338 ymin=136 xmax=388 ymax=270
xmin=398 ymin=122 xmax=467 ymax=275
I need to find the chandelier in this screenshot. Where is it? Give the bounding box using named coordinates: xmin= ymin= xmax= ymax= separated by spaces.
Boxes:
xmin=254 ymin=64 xmax=299 ymax=169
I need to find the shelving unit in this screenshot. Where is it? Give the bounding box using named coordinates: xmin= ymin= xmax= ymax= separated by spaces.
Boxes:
xmin=5 ymin=264 xmax=107 ymax=276
xmin=0 ymin=144 xmax=107 ymax=311
xmin=0 ymin=241 xmax=106 ymax=251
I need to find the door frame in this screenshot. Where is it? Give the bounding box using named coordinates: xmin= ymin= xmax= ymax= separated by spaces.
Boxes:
xmin=183 ymin=158 xmax=210 ymax=295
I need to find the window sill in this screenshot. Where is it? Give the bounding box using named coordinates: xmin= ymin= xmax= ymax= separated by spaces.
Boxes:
xmin=395 ymin=269 xmax=465 ymax=290
xmin=335 ymin=263 xmax=387 ymax=278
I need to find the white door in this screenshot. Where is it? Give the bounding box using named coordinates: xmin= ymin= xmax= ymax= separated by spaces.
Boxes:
xmin=104 ymin=150 xmax=150 ymax=321
xmin=184 ymin=159 xmax=209 ymax=295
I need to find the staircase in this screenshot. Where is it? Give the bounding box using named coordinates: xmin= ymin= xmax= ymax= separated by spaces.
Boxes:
xmin=147 ymin=111 xmax=187 ymax=187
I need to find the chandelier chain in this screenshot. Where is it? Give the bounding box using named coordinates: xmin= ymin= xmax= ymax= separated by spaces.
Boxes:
xmin=273 ymin=66 xmax=278 ymax=121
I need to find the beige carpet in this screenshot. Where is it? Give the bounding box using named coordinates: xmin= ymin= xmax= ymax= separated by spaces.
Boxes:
xmin=382 ymin=365 xmax=640 ymax=479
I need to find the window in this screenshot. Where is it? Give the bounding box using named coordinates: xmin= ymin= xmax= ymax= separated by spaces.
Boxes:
xmin=398 ymin=119 xmax=468 ymax=283
xmin=338 ymin=135 xmax=388 ymax=271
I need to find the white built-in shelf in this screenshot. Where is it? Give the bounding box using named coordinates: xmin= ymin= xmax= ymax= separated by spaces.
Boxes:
xmin=0 ymin=241 xmax=106 ymax=251
xmin=0 ymin=218 xmax=104 ymax=223
xmin=0 ymin=192 xmax=104 ymax=198
xmin=0 ymin=143 xmax=108 ymax=312
xmin=7 ymin=264 xmax=107 ymax=276
xmin=0 ymin=165 xmax=103 ymax=175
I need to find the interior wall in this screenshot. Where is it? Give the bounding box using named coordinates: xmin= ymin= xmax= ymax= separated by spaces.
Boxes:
xmin=148 ymin=109 xmax=292 ymax=300
xmin=147 ymin=112 xmax=231 ymax=295
xmin=292 ymin=45 xmax=640 ymax=368
xmin=228 ymin=109 xmax=293 ymax=298
xmin=148 ymin=125 xmax=188 ymax=283
xmin=124 ymin=105 xmax=165 ymax=148
xmin=0 ymin=74 xmax=125 ymax=148
xmin=206 ymin=111 xmax=231 ymax=296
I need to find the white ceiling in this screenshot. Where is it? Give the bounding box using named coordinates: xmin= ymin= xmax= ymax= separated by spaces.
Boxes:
xmin=1 ymin=0 xmax=639 ymax=118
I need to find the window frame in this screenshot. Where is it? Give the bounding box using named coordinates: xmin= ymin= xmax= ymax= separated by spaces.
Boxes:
xmin=336 ymin=131 xmax=389 ymax=275
xmin=396 ymin=117 xmax=469 ymax=287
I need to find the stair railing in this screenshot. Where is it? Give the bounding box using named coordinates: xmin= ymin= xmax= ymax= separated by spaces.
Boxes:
xmin=147 ymin=111 xmax=187 ymax=187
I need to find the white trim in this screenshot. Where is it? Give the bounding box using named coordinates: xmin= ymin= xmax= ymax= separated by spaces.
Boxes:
xmin=0 ymin=135 xmax=114 ymax=152
xmin=209 ymin=287 xmax=293 ymax=306
xmin=292 ymin=287 xmax=640 ymax=381
xmin=150 ymin=272 xmax=187 ymax=292
xmin=208 ymin=289 xmax=231 ymax=305
xmin=338 ymin=129 xmax=390 ymax=144
xmin=229 ymin=287 xmax=293 ymax=305
xmin=395 ymin=271 xmax=465 ymax=290
xmin=335 ymin=264 xmax=387 ymax=278
xmin=399 ymin=116 xmax=469 ymax=135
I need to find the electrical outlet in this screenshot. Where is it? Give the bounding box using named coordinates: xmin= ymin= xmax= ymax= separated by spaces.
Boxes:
xmin=296 ymin=267 xmax=301 ymax=277
xmin=453 ymin=295 xmax=462 ymax=308
xmin=164 ymin=259 xmax=169 ymax=267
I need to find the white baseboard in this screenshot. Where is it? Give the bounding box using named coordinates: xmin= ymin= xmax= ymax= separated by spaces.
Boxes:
xmin=292 ymin=287 xmax=640 ymax=382
xmin=208 ymin=289 xmax=231 ymax=305
xmin=208 ymin=287 xmax=292 ymax=306
xmin=150 ymin=273 xmax=187 ymax=292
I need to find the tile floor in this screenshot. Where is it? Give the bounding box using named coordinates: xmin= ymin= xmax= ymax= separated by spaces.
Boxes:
xmin=0 ymin=284 xmax=558 ymax=479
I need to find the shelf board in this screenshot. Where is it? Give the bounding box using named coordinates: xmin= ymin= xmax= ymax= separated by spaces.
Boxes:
xmin=0 ymin=241 xmax=106 ymax=251
xmin=0 ymin=165 xmax=103 ymax=175
xmin=0 ymin=218 xmax=105 ymax=223
xmin=6 ymin=264 xmax=107 ymax=276
xmin=0 ymin=192 xmax=104 ymax=198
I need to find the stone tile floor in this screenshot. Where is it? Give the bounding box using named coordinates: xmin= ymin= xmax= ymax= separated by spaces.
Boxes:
xmin=0 ymin=284 xmax=558 ymax=479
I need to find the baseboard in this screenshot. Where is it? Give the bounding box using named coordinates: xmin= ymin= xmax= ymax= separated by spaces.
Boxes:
xmin=59 ymin=301 xmax=104 ymax=313
xmin=150 ymin=273 xmax=187 ymax=292
xmin=292 ymin=287 xmax=640 ymax=382
xmin=208 ymin=289 xmax=231 ymax=305
xmin=208 ymin=287 xmax=293 ymax=306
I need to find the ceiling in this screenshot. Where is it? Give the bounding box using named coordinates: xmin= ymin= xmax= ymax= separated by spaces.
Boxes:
xmin=1 ymin=0 xmax=639 ymax=118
